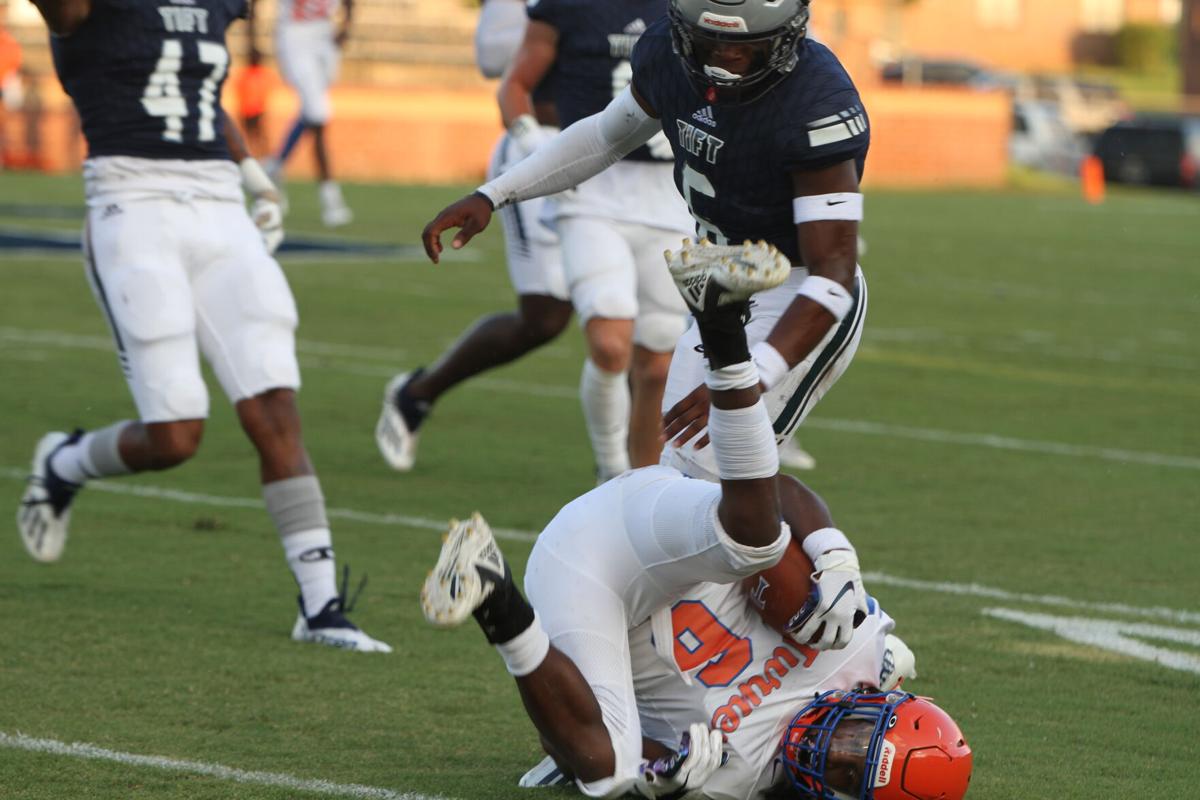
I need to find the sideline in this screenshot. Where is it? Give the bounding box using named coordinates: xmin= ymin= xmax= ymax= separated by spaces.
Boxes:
xmin=0 ymin=732 xmax=441 ymax=800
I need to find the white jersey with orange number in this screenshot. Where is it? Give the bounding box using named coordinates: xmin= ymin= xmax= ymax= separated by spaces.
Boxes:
xmin=277 ymin=0 xmax=340 ymax=24
xmin=631 ymin=581 xmax=895 ymax=800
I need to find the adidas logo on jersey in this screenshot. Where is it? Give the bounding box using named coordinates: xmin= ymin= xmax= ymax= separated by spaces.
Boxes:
xmin=624 ymin=18 xmax=647 ymax=35
xmin=692 ymin=105 xmax=717 ymax=128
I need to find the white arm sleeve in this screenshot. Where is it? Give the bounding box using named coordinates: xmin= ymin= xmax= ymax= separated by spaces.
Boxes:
xmin=478 ymin=86 xmax=661 ymax=208
xmin=474 ymin=0 xmax=527 ymax=78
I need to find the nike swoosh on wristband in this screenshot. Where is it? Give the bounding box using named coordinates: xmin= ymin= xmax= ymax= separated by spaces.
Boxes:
xmin=826 ymin=199 xmax=847 ymax=206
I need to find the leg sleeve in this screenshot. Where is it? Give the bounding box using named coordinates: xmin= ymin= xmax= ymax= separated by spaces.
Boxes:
xmin=524 ymin=544 xmax=645 ymax=798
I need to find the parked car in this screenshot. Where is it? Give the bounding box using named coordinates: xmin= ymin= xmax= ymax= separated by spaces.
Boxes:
xmin=1015 ymin=75 xmax=1128 ymax=135
xmin=1093 ymin=115 xmax=1200 ymax=190
xmin=1010 ymin=100 xmax=1087 ymax=175
xmin=881 ymin=58 xmax=1014 ymax=91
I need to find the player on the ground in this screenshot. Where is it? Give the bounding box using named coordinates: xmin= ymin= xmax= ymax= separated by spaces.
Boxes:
xmin=621 ymin=581 xmax=968 ymax=800
xmin=519 ymin=578 xmax=971 ymax=800
xmin=375 ymin=0 xmax=574 ymax=473
xmin=19 ymin=0 xmax=389 ymax=653
xmin=249 ymin=0 xmax=353 ymax=227
xmin=422 ymin=240 xmax=891 ymax=797
xmin=422 ymin=0 xmax=869 ymax=483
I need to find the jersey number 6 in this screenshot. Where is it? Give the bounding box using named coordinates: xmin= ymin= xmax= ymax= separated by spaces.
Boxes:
xmin=671 ymin=600 xmax=752 ymax=688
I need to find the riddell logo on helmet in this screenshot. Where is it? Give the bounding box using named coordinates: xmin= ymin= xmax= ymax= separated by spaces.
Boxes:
xmin=698 ymin=12 xmax=749 ymax=32
xmin=874 ymin=739 xmax=896 ymax=787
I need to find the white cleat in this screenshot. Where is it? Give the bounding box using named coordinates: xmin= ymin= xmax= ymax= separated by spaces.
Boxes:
xmin=421 ymin=512 xmax=508 ymax=628
xmin=880 ymin=633 xmax=918 ymax=691
xmin=17 ymin=431 xmax=81 ymax=563
xmin=375 ymin=372 xmax=420 ymax=472
xmin=779 ymin=437 xmax=817 ymax=471
xmin=319 ymin=182 xmax=353 ymax=227
xmin=518 ymin=755 xmax=572 ymax=788
xmin=664 ymin=238 xmax=791 ymax=315
xmin=291 ymin=596 xmax=393 ymax=653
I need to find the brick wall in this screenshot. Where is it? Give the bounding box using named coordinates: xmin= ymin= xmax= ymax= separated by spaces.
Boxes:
xmin=5 ymin=71 xmax=1010 ymax=189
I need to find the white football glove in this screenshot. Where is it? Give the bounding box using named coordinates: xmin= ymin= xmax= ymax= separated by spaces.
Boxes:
xmin=240 ymin=158 xmax=285 ymax=254
xmin=788 ymin=549 xmax=870 ymax=651
xmin=507 ymin=113 xmax=553 ymax=160
xmin=636 ymin=723 xmax=725 ymax=800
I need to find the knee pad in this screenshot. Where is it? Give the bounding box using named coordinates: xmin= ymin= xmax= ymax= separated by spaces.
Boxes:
xmin=633 ymin=311 xmax=686 ymax=353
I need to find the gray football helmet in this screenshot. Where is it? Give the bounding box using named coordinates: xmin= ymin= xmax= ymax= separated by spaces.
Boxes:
xmin=668 ymin=0 xmax=810 ymax=101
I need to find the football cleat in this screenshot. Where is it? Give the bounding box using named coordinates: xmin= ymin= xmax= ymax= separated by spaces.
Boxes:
xmin=518 ymin=755 xmax=572 ymax=788
xmin=779 ymin=437 xmax=817 ymax=470
xmin=17 ymin=430 xmax=83 ymax=563
xmin=291 ymin=567 xmax=392 ymax=653
xmin=421 ymin=512 xmax=508 ymax=628
xmin=375 ymin=371 xmax=428 ymax=472
xmin=319 ymin=181 xmax=353 ymax=228
xmin=664 ymin=238 xmax=791 ymax=318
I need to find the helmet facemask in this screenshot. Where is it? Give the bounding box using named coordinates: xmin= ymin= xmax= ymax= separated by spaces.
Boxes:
xmin=668 ymin=0 xmax=810 ymax=104
xmin=782 ymin=690 xmax=905 ymax=799
xmin=780 ymin=689 xmax=973 ymax=800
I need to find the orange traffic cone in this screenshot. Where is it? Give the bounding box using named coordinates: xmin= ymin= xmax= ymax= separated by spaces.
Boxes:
xmin=1081 ymin=155 xmax=1106 ymax=205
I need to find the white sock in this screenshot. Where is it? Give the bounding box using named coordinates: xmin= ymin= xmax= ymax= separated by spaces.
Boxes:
xmin=495 ymin=614 xmax=550 ymax=677
xmin=49 ymin=436 xmax=95 ymax=485
xmin=580 ymin=359 xmax=631 ymax=480
xmin=320 ymin=180 xmax=343 ymax=203
xmin=283 ymin=528 xmax=339 ymax=618
xmin=49 ymin=422 xmax=133 ymax=484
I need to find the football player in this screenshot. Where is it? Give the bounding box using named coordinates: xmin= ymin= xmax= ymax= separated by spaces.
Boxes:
xmin=520 ymin=581 xmax=971 ymax=800
xmin=375 ymin=0 xmax=574 ymax=474
xmin=422 ymin=0 xmax=869 ymax=484
xmin=416 ymin=0 xmax=696 ymax=484
xmin=19 ymin=0 xmax=389 ymax=652
xmin=248 ymin=0 xmax=353 ymax=227
xmin=422 ymin=240 xmax=891 ymax=797
xmin=621 ymin=579 xmax=969 ymax=800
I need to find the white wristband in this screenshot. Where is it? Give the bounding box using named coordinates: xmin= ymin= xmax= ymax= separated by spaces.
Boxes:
xmin=797 ymin=275 xmax=854 ymax=322
xmin=239 ymin=157 xmax=277 ymax=197
xmin=750 ymin=341 xmax=789 ymax=392
xmin=705 ymin=360 xmax=760 ymax=392
xmin=793 ymin=192 xmax=864 ymax=224
xmin=801 ymin=527 xmax=854 ymax=562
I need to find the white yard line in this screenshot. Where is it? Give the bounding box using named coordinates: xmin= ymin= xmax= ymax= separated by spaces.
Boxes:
xmin=2 ymin=326 xmax=1196 ymax=471
xmin=3 ymin=466 xmax=1193 ymax=624
xmin=981 ymin=609 xmax=1200 ymax=675
xmin=0 ymin=732 xmax=443 ymax=800
xmin=866 ymin=573 xmax=1200 ymax=626
xmin=803 ymin=418 xmax=1200 ymax=471
xmin=0 ymin=467 xmax=537 ymax=543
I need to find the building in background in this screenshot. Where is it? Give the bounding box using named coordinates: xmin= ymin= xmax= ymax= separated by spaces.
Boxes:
xmin=2 ymin=0 xmax=1188 ymax=184
xmin=811 ymin=0 xmax=1183 ymax=79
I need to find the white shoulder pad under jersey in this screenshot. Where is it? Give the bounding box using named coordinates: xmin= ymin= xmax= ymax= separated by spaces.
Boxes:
xmin=632 ymin=582 xmax=894 ymax=800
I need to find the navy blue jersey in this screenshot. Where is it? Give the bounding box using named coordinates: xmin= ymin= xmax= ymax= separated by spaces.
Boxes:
xmin=630 ymin=19 xmax=869 ymax=264
xmin=527 ymin=0 xmax=667 ymax=162
xmin=51 ymin=0 xmax=246 ymax=160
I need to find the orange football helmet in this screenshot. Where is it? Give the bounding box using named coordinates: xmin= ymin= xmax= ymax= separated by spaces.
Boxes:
xmin=781 ymin=689 xmax=972 ymax=799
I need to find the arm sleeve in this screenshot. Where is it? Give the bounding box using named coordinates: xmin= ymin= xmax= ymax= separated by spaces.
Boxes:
xmin=473 ymin=0 xmax=527 ymax=78
xmin=478 ymin=85 xmax=661 ymax=208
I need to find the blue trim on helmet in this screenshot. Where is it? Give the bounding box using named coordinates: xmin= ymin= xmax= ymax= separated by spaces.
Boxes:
xmin=781 ymin=689 xmax=914 ymax=799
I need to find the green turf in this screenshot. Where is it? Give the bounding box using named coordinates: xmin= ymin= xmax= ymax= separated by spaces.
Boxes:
xmin=1 ymin=172 xmax=1197 ymax=799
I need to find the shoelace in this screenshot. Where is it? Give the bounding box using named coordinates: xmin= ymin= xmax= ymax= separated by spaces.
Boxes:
xmin=337 ymin=564 xmax=368 ymax=614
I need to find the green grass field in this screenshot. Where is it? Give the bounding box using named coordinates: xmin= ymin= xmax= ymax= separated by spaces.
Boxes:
xmin=1 ymin=173 xmax=1197 ymax=799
